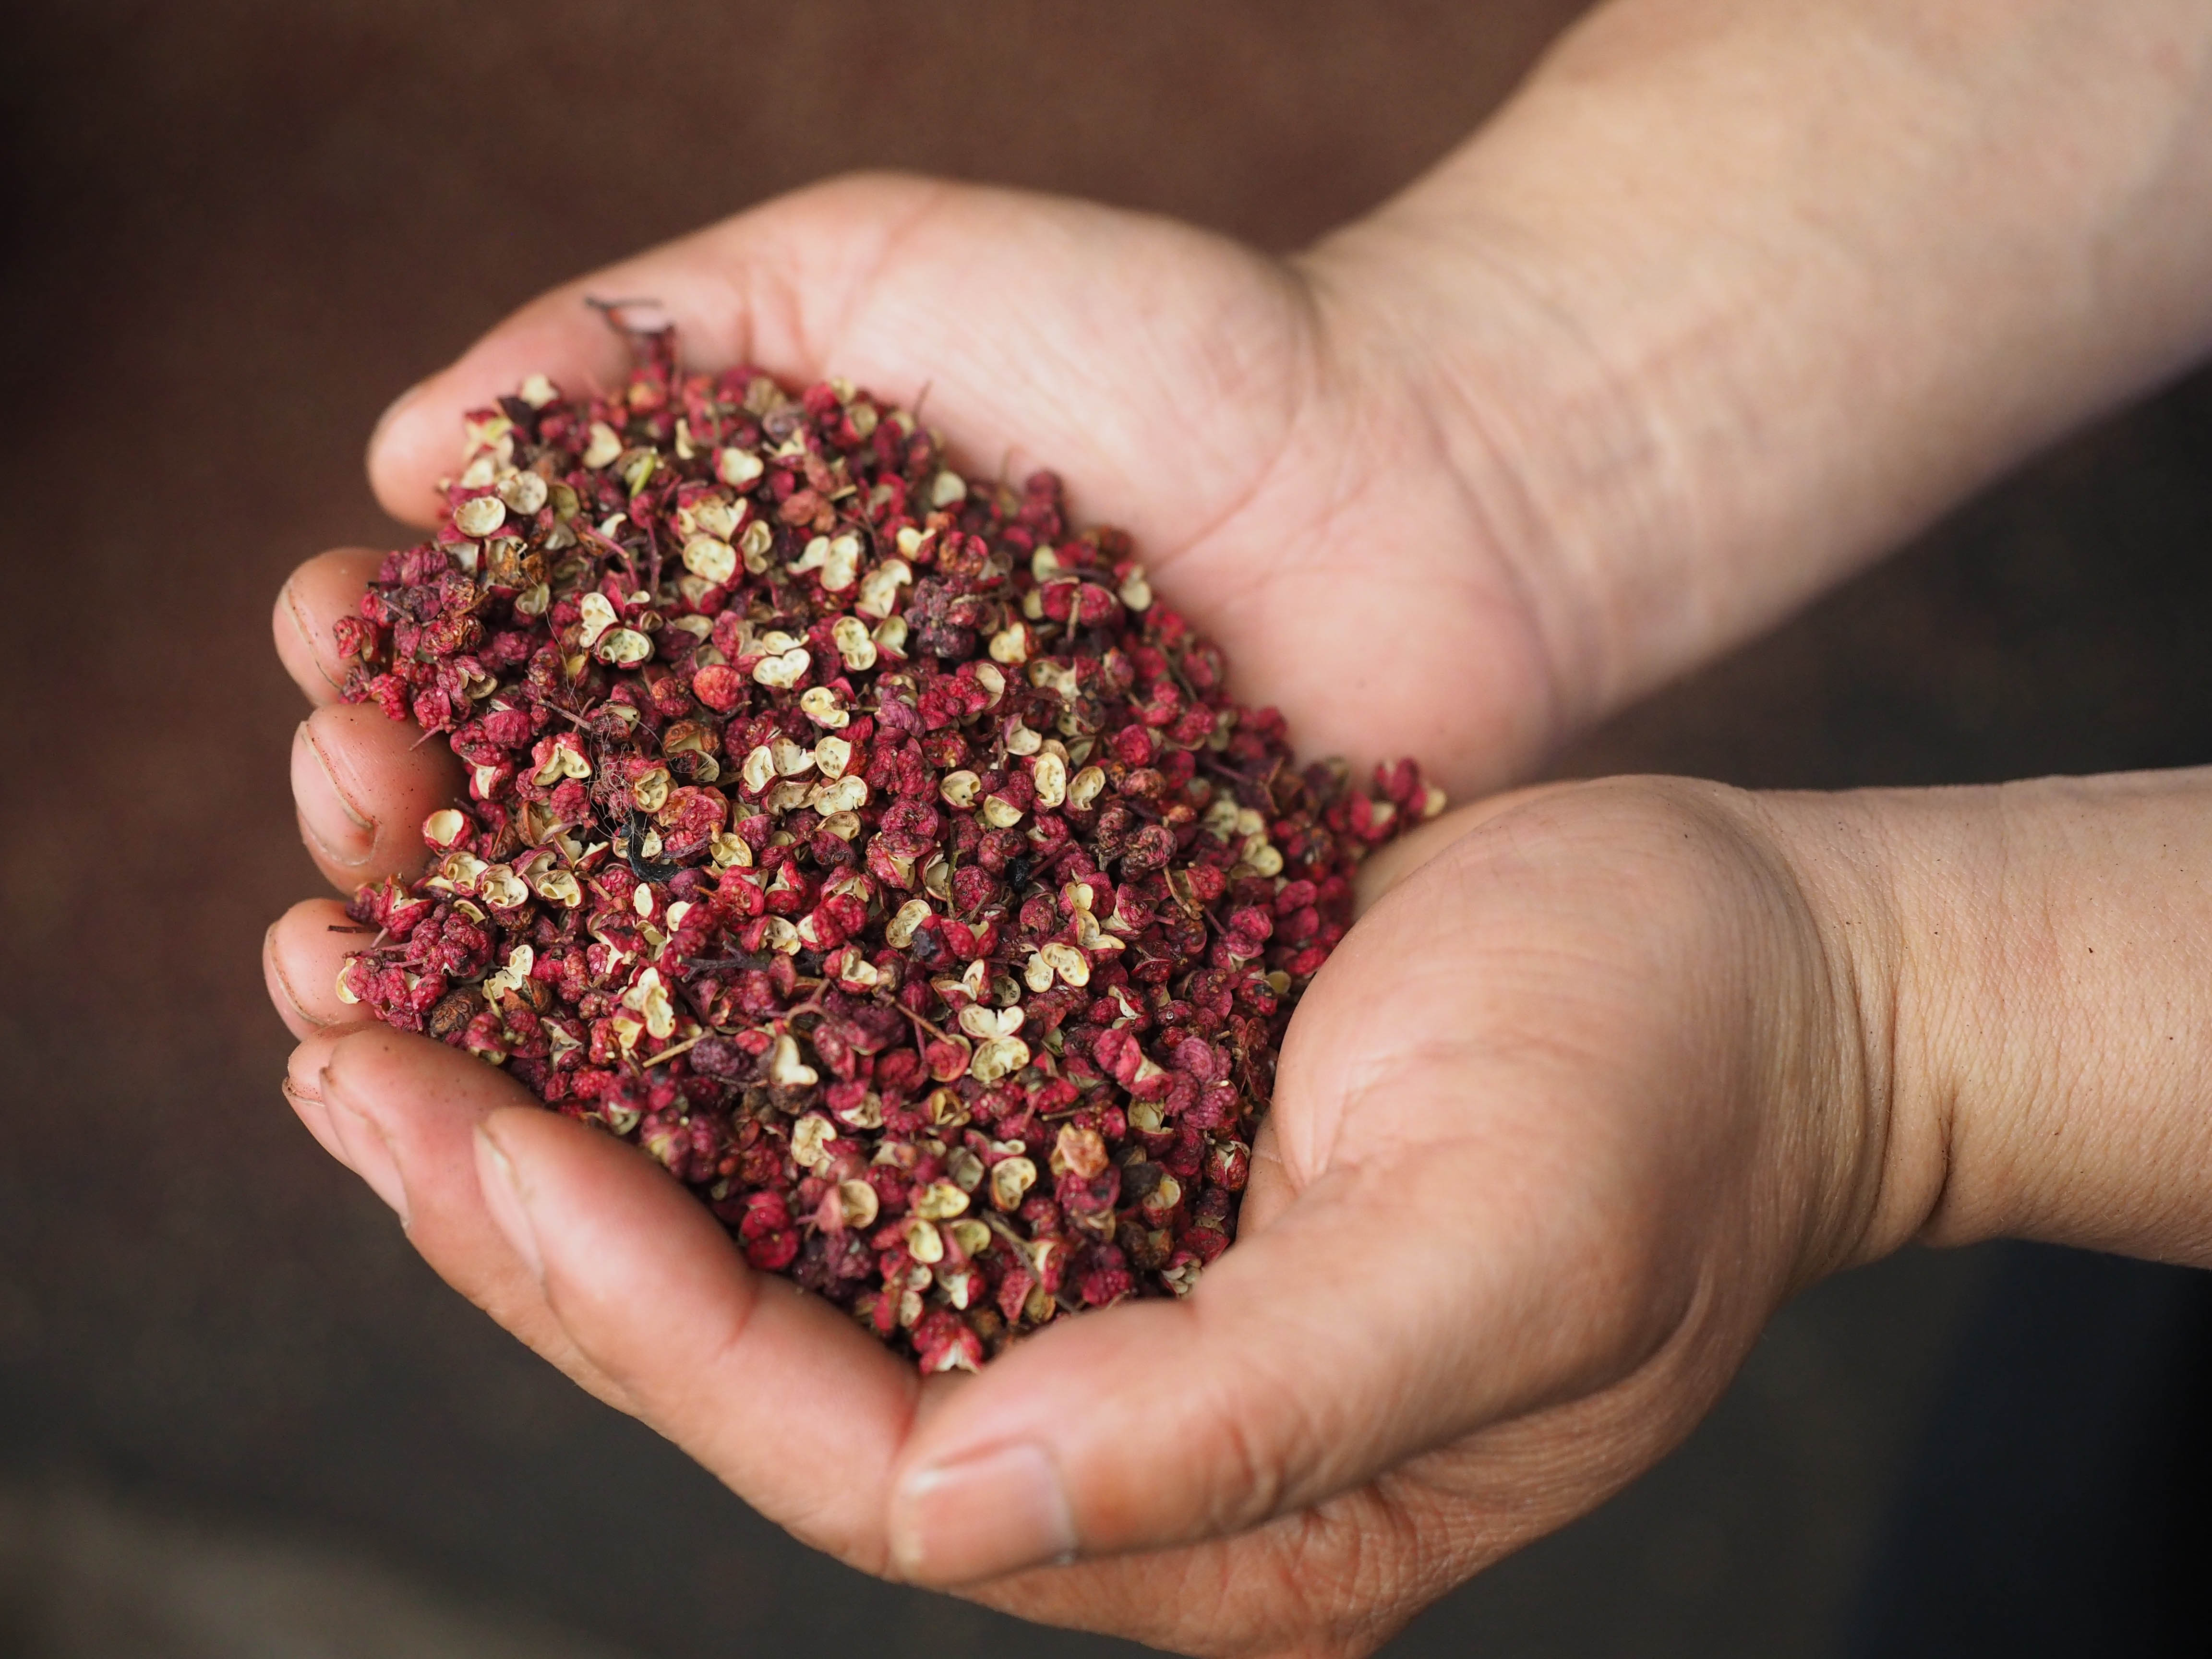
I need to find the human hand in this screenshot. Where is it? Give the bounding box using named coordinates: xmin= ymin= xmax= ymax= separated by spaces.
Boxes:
xmin=265 ymin=776 xmax=1896 ymax=1655
xmin=271 ymin=734 xmax=2212 ymax=1655
xmin=276 ymin=170 xmax=1589 ymax=834
xmin=270 ymin=0 xmax=2212 ymax=903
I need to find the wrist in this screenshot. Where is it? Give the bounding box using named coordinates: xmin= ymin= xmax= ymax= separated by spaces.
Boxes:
xmin=1783 ymin=772 xmax=2212 ymax=1268
xmin=1309 ymin=0 xmax=2212 ymax=748
xmin=1297 ymin=212 xmax=1690 ymax=746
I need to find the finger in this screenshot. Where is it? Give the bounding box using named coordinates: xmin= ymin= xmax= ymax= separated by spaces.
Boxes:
xmin=292 ymin=701 xmax=463 ymax=892
xmin=951 ymin=1295 xmax=1754 ymax=1658
xmin=276 ymin=1011 xmax=379 ymax=1167
xmin=298 ymin=1026 xmax=639 ymax=1414
xmin=365 ymin=175 xmax=945 ymax=524
xmin=881 ymin=1140 xmax=1576 ymax=1586
xmin=264 ymin=898 xmax=369 ymax=1038
xmin=474 ymin=1104 xmax=921 ymax=1563
xmin=274 ymin=549 xmax=385 ymax=705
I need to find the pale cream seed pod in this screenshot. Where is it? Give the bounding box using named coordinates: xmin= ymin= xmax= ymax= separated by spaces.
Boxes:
xmin=581 ymin=422 xmax=623 ymax=469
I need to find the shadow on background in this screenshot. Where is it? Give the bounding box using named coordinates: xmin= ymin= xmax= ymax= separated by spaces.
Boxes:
xmin=2 ymin=3 xmax=2209 ymax=1655
xmin=0 ymin=1479 xmax=641 ymax=1659
xmin=1847 ymin=1245 xmax=2212 ymax=1659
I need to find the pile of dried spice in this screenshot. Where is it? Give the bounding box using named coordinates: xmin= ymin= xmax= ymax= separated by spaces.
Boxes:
xmin=332 ymin=327 xmax=1442 ymax=1370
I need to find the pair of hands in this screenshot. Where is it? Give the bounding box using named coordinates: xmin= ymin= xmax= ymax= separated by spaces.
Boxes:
xmin=265 ymin=0 xmax=2212 ymax=1636
xmin=263 ymin=173 xmax=1890 ymax=1656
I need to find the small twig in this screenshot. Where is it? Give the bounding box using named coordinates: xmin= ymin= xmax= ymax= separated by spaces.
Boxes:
xmin=524 ymin=690 xmax=592 ymax=728
xmin=641 ymin=1033 xmax=709 ymax=1069
xmin=895 ymin=1002 xmax=955 ymax=1046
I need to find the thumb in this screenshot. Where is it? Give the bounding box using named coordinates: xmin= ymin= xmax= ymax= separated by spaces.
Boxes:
xmin=882 ymin=1098 xmax=1671 ymax=1587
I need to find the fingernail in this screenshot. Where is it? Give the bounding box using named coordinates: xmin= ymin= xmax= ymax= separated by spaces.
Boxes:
xmin=369 ymin=378 xmax=428 ymax=456
xmin=475 ymin=1128 xmax=543 ymax=1281
xmin=265 ymin=923 xmax=332 ymax=1030
xmin=292 ymin=720 xmax=375 ymax=866
xmin=889 ymin=1442 xmax=1077 ymax=1585
xmin=282 ymin=1077 xmax=346 ymax=1166
xmin=279 ymin=578 xmax=342 ymax=692
xmin=323 ymin=1090 xmax=409 ymax=1222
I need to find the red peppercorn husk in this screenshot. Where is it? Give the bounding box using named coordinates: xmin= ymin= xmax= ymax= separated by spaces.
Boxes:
xmin=333 ymin=327 xmax=1443 ymax=1370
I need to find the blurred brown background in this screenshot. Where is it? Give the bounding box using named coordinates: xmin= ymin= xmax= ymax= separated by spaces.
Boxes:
xmin=5 ymin=3 xmax=2212 ymax=1655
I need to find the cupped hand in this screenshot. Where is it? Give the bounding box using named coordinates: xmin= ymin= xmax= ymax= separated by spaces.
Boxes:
xmin=266 ymin=768 xmax=1892 ymax=1658
xmin=278 ymin=172 xmax=1585 ymax=827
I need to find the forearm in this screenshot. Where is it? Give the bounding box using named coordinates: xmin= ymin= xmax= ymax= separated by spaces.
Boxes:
xmin=1779 ymin=770 xmax=2212 ymax=1268
xmin=1309 ymin=0 xmax=2212 ymax=730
